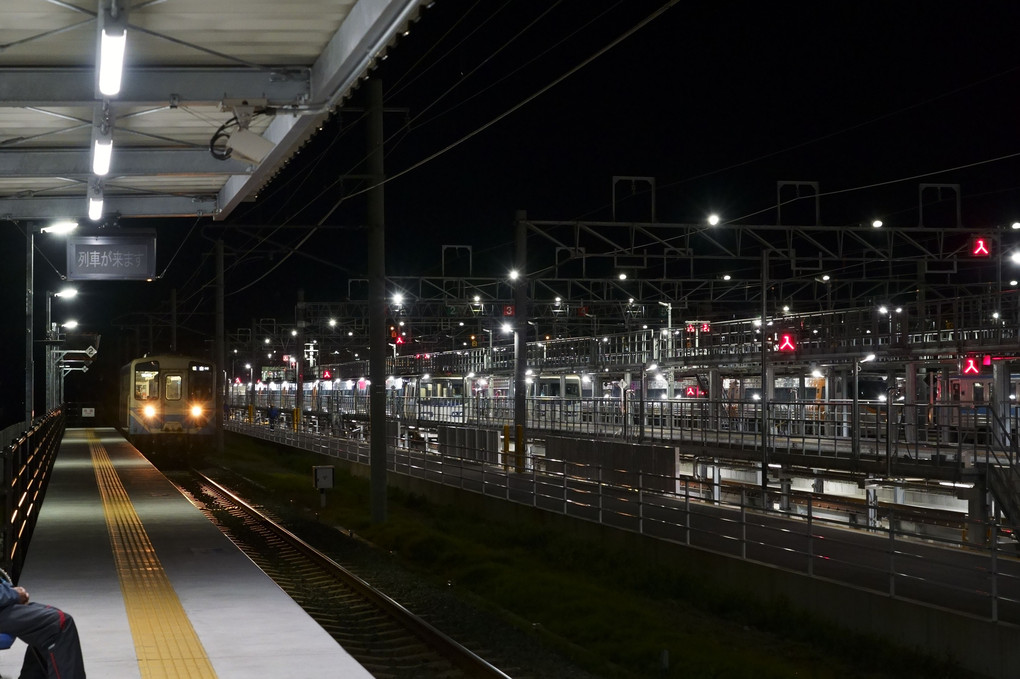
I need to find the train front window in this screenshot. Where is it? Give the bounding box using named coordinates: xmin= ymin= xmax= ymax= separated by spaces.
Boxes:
xmin=134 ymin=361 xmax=159 ymax=400
xmin=165 ymin=375 xmax=183 ymax=400
xmin=189 ymin=363 xmax=214 ymax=400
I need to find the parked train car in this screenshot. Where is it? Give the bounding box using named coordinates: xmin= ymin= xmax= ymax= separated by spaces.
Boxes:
xmin=119 ymin=354 xmax=216 ymax=463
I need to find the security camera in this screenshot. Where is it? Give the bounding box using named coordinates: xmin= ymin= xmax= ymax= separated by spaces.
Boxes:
xmin=226 ymin=129 xmax=275 ymax=164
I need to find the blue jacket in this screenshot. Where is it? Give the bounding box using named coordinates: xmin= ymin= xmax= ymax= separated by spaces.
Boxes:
xmin=0 ymin=581 xmax=20 ymax=610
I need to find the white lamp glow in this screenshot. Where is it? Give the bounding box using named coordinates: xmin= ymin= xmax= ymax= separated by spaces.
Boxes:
xmin=88 ymin=195 xmax=104 ymax=221
xmin=98 ymin=28 xmax=127 ymax=96
xmin=93 ymin=137 xmax=113 ymax=175
xmin=40 ymin=220 xmax=78 ymax=234
xmin=88 ymin=181 xmax=103 ymax=220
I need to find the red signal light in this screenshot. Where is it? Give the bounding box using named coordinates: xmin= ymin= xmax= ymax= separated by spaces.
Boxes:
xmin=777 ymin=333 xmax=797 ymax=352
xmin=972 ymin=237 xmax=991 ymax=257
xmin=962 ymin=357 xmax=980 ymax=374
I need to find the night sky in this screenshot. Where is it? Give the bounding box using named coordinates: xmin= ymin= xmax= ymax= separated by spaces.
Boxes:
xmin=4 ymin=1 xmax=1020 ymax=426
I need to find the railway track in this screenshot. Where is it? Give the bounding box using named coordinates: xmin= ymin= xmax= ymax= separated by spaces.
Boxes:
xmin=171 ymin=470 xmax=517 ymax=679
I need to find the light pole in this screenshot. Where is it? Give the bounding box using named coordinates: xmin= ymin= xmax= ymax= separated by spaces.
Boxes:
xmin=26 ymin=220 xmax=77 ymax=425
xmin=45 ymin=288 xmax=77 ymax=412
xmin=852 ymin=353 xmax=876 ymax=461
xmin=658 ymin=301 xmax=673 ymax=398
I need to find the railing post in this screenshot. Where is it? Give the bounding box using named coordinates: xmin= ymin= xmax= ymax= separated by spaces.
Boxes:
xmin=740 ymin=489 xmax=747 ymax=560
xmin=991 ymin=522 xmax=999 ymax=622
xmin=532 ymin=464 xmax=537 ymax=508
xmin=807 ymin=494 xmax=814 ymax=577
xmin=562 ymin=461 xmax=568 ymax=515
xmin=684 ymin=478 xmax=691 ymax=546
xmin=888 ymin=518 xmax=896 ymax=597
xmin=638 ymin=471 xmax=644 ymax=535
xmin=597 ymin=464 xmax=603 ymax=525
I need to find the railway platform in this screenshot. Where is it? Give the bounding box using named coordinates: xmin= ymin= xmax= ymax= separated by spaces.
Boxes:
xmin=0 ymin=427 xmax=370 ymax=679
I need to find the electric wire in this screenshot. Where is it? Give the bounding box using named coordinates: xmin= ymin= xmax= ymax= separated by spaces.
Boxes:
xmin=290 ymin=0 xmax=679 ymax=224
xmin=392 ymin=1 xmax=624 ymax=144
xmin=569 ymin=52 xmax=1020 ymax=223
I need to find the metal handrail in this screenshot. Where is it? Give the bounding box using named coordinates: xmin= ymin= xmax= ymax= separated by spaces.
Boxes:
xmin=1 ymin=409 xmax=64 ymax=582
xmin=227 ymin=418 xmax=1020 ymax=625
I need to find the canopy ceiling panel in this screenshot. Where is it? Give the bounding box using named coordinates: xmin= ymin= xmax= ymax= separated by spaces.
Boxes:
xmin=0 ymin=0 xmax=424 ymax=221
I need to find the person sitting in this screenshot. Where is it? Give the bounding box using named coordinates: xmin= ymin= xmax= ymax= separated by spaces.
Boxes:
xmin=0 ymin=571 xmax=86 ymax=679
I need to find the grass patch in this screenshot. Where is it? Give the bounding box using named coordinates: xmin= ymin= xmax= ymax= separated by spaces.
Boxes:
xmin=204 ymin=433 xmax=972 ymax=679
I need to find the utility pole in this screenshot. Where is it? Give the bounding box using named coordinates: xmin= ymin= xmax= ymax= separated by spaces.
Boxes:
xmin=513 ymin=210 xmax=528 ymax=471
xmin=367 ymin=79 xmax=387 ymax=523
xmin=760 ymin=249 xmax=769 ymax=507
xmin=215 ymin=239 xmax=224 ymax=456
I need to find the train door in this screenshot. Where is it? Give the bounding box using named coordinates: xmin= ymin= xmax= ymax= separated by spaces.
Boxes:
xmin=162 ymin=368 xmax=186 ymax=432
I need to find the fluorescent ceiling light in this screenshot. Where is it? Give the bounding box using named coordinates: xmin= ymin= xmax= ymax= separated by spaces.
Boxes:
xmin=93 ymin=137 xmax=113 ymax=175
xmin=88 ymin=195 xmax=104 ymax=221
xmin=98 ymin=28 xmax=127 ymax=96
xmin=88 ymin=181 xmax=103 ymax=220
xmin=40 ymin=220 xmax=78 ymax=234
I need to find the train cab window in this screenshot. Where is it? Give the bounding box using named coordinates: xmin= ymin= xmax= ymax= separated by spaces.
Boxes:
xmin=535 ymin=381 xmax=558 ymax=397
xmin=165 ymin=375 xmax=183 ymax=401
xmin=189 ymin=363 xmax=214 ymax=400
xmin=134 ymin=361 xmax=159 ymax=400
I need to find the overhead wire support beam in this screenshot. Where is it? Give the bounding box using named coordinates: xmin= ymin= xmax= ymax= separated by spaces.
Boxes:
xmin=0 ymin=67 xmax=311 ymax=107
xmin=0 ymin=148 xmax=250 ymax=177
xmin=0 ymin=194 xmax=216 ymax=220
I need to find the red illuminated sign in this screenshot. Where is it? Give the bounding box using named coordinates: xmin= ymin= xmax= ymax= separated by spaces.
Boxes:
xmin=777 ymin=333 xmax=797 ymax=352
xmin=962 ymin=357 xmax=980 ymax=374
xmin=972 ymin=237 xmax=991 ymax=256
xmin=701 ymin=322 xmax=711 ymax=333
xmin=684 ymin=386 xmax=707 ymax=397
xmin=395 ymin=336 xmax=404 ymax=344
xmin=322 ymin=369 xmax=332 ymax=380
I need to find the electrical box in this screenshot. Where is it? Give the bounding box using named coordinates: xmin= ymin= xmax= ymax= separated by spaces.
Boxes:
xmin=313 ymin=466 xmax=334 ymax=490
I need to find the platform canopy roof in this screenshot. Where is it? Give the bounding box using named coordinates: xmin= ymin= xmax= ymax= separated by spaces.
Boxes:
xmin=0 ymin=0 xmax=426 ymax=222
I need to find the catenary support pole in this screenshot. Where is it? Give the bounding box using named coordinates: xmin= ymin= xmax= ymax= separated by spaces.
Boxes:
xmin=170 ymin=288 xmax=177 ymax=353
xmin=368 ymin=78 xmax=388 ymax=523
xmin=25 ymin=228 xmax=33 ymax=426
xmin=513 ymin=210 xmax=528 ymax=471
xmin=295 ymin=288 xmax=305 ymax=428
xmin=215 ymin=238 xmax=224 ymax=456
xmin=760 ymin=249 xmax=769 ymax=506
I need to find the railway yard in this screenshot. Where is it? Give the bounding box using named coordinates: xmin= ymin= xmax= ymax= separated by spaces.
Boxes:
xmin=193 ymin=431 xmax=974 ymax=679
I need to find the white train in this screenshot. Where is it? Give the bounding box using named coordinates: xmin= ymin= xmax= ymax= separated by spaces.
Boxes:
xmin=119 ymin=354 xmax=217 ymax=461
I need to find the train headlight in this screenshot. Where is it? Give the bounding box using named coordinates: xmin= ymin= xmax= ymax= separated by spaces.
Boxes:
xmin=143 ymin=405 xmax=156 ymax=418
xmin=190 ymin=405 xmax=204 ymax=418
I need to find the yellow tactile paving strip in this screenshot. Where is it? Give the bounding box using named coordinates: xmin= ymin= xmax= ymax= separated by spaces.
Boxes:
xmin=87 ymin=431 xmax=218 ymax=678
